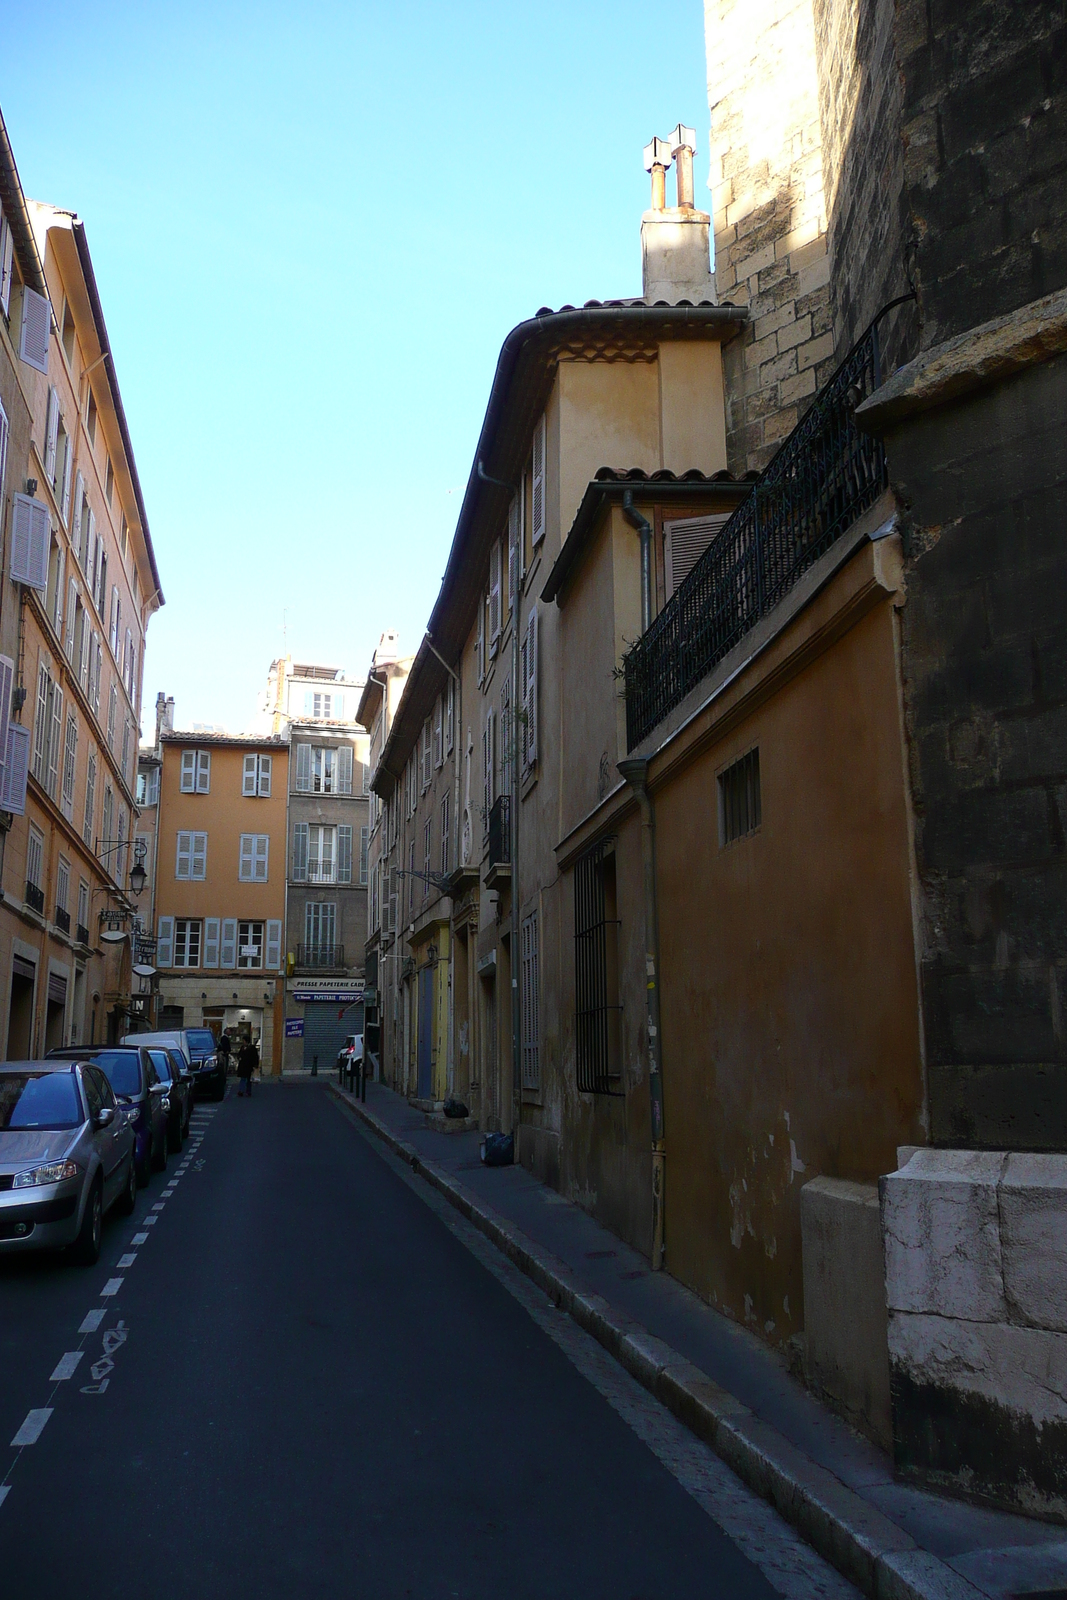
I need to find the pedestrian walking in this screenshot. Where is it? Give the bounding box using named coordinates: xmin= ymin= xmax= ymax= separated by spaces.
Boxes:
xmin=217 ymin=1030 xmax=232 ymax=1068
xmin=237 ymin=1038 xmax=259 ymax=1097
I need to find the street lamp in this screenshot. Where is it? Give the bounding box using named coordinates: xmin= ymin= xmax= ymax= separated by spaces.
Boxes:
xmin=97 ymin=836 xmax=147 ymax=896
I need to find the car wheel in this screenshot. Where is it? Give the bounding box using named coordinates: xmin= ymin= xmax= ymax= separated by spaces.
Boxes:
xmin=152 ymin=1125 xmax=167 ymax=1173
xmin=116 ymin=1153 xmax=137 ymax=1216
xmin=72 ymin=1180 xmax=103 ymax=1266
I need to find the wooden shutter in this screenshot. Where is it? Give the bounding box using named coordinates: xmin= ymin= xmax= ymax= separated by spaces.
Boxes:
xmin=220 ymin=919 xmax=238 ymax=967
xmin=0 ymin=214 xmax=12 ymax=317
xmin=0 ymin=653 xmax=12 ymax=778
xmin=337 ymin=825 xmax=352 ymax=884
xmin=52 ymin=548 xmax=64 ymax=636
xmin=192 ymin=831 xmax=207 ymax=878
xmin=663 ymin=513 xmax=731 ymax=598
xmin=446 ymin=676 xmax=454 ymax=752
xmin=10 ymin=494 xmax=49 ymax=591
xmin=526 ymin=607 xmax=538 ymax=766
xmin=489 ymin=539 xmax=502 ymax=645
xmin=203 ymin=918 xmax=221 ymax=968
xmin=176 ymin=831 xmax=192 ymax=878
xmin=196 ymin=751 xmax=210 ymax=793
xmin=0 ymin=399 xmax=7 ymax=506
xmin=239 ymin=834 xmax=255 ymax=880
xmin=258 ymin=753 xmax=272 ymax=796
xmin=62 ymin=712 xmax=77 ymax=818
xmin=360 ymin=825 xmax=368 ymax=885
xmin=0 ymin=723 xmax=30 ymax=815
xmin=180 ymin=750 xmax=196 ymax=791
xmin=85 ymin=509 xmax=96 ymax=580
xmin=47 ymin=684 xmax=63 ymax=799
xmin=531 ymin=414 xmax=546 ymax=545
xmin=292 ymin=822 xmax=308 ymax=881
xmin=296 ymin=742 xmax=311 ymax=791
xmin=157 ymin=916 xmax=174 ymax=968
xmin=254 ymin=835 xmax=269 ymax=881
xmin=242 ymin=753 xmax=257 ymax=795
xmin=433 ymin=700 xmax=442 ymax=768
xmin=338 ymin=744 xmax=352 ymax=794
xmin=44 ymin=389 xmax=59 ymax=483
xmin=19 ymin=287 xmax=51 ymax=373
xmin=61 ymin=436 xmax=73 ymax=524
xmin=476 ymin=599 xmax=485 ymax=685
xmin=308 ymin=826 xmax=321 ymax=881
xmin=266 ymin=919 xmax=282 ymax=971
xmin=508 ymin=493 xmax=521 ymax=610
xmin=71 ymin=474 xmax=83 ymax=562
xmin=64 ymin=580 xmax=77 ymax=659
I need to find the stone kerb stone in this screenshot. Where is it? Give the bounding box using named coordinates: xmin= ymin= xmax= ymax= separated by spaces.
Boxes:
xmin=882 ymin=1150 xmax=1007 ymax=1322
xmin=999 ymin=1154 xmax=1067 ymax=1334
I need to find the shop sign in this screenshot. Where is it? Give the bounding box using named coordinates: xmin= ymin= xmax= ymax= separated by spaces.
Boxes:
xmin=292 ymin=987 xmax=364 ymax=1004
xmin=284 ymin=1018 xmax=304 ymax=1038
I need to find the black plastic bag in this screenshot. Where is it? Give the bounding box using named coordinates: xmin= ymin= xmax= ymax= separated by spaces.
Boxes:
xmin=442 ymin=1097 xmax=470 ymax=1120
xmin=480 ymin=1131 xmax=514 ymax=1166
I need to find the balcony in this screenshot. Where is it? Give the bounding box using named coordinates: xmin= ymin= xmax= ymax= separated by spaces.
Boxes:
xmin=55 ymin=907 xmax=71 ymax=934
xmin=25 ymin=882 xmax=44 ymax=915
xmin=486 ymin=794 xmax=511 ymax=891
xmin=623 ymin=305 xmax=904 ymax=750
xmin=296 ymin=943 xmax=345 ymax=971
xmin=76 ymin=923 xmax=90 ymax=946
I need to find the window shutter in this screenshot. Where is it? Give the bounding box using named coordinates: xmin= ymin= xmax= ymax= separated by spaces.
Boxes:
xmin=47 ymin=684 xmax=64 ymax=799
xmin=85 ymin=509 xmax=96 ymax=582
xmin=338 ymin=744 xmax=352 ymax=794
xmin=308 ymin=826 xmax=321 ymax=881
xmin=64 ymin=579 xmax=77 ymax=659
xmin=44 ymin=389 xmax=59 ymax=483
xmin=338 ymin=824 xmax=352 ymax=884
xmin=0 ymin=399 xmax=7 ymax=503
xmin=258 ymin=753 xmax=272 ymax=796
xmin=508 ymin=493 xmax=521 ymax=609
xmin=446 ymin=676 xmax=454 ymax=752
xmin=525 ymin=607 xmax=538 ymax=767
xmin=62 ymin=711 xmax=77 ymax=818
xmin=220 ymin=918 xmax=238 ymax=967
xmin=254 ymin=835 xmax=269 ymax=881
xmin=71 ymin=474 xmax=83 ymax=562
xmin=663 ymin=513 xmax=731 ymax=598
xmin=359 ymin=825 xmax=368 ymax=885
xmin=0 ymin=723 xmax=30 ymax=815
xmin=242 ymin=753 xmax=257 ymax=795
xmin=489 ymin=539 xmax=502 ymax=643
xmin=296 ymin=743 xmax=311 ymax=792
xmin=10 ymin=494 xmax=49 ymax=591
xmin=0 ymin=653 xmax=12 ymax=776
xmin=292 ymin=822 xmax=308 ymax=882
xmin=19 ymin=287 xmax=51 ymax=373
xmin=192 ymin=833 xmax=207 ymax=878
xmin=61 ymin=436 xmax=73 ymax=524
xmin=93 ymin=638 xmax=102 ymax=713
xmin=196 ymin=751 xmax=210 ymax=793
xmin=476 ymin=600 xmax=484 ymax=686
xmin=203 ymin=918 xmax=220 ymax=968
xmin=52 ymin=548 xmax=65 ymax=636
xmin=0 ymin=215 xmax=12 ymax=318
xmin=157 ymin=916 xmax=174 ymax=968
xmin=239 ymin=834 xmax=255 ymax=881
xmin=266 ymin=919 xmax=282 ymax=971
xmin=531 ymin=414 xmax=546 ymax=545
xmin=176 ymin=831 xmax=192 ymax=878
xmin=180 ymin=750 xmax=195 ymax=791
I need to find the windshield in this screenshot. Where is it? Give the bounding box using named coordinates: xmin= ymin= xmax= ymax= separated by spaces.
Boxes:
xmin=92 ymin=1051 xmax=143 ymax=1098
xmin=149 ymin=1051 xmax=172 ymax=1083
xmin=185 ymin=1029 xmax=216 ymax=1060
xmin=0 ymin=1073 xmax=82 ymax=1131
xmin=166 ymin=1051 xmax=186 ymax=1077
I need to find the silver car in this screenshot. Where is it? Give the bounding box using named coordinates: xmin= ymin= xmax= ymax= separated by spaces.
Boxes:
xmin=0 ymin=1062 xmax=137 ymax=1265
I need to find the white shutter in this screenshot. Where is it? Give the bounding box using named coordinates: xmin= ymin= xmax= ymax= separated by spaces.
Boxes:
xmin=203 ymin=917 xmax=221 ymax=968
xmin=61 ymin=436 xmax=73 ymax=524
xmin=176 ymin=832 xmax=192 ymax=878
xmin=265 ymin=919 xmax=282 ymax=971
xmin=196 ymin=750 xmax=210 ymax=792
xmin=338 ymin=824 xmax=352 ymax=884
xmin=308 ymin=826 xmax=320 ymax=881
xmin=337 ymin=744 xmax=352 ymax=794
xmin=664 ymin=514 xmax=731 ymax=597
xmin=239 ymin=834 xmax=255 ymax=881
xmin=446 ymin=676 xmax=454 ymax=752
xmin=0 ymin=215 xmax=12 ymax=318
xmin=254 ymin=835 xmax=269 ymax=881
xmin=522 ymin=607 xmax=538 ymax=770
xmin=292 ymin=822 xmax=308 ymax=882
xmin=360 ymin=825 xmax=368 ymax=885
xmin=64 ymin=580 xmax=77 ymax=658
xmin=85 ymin=509 xmax=96 ymax=581
xmin=476 ymin=599 xmax=485 ymax=685
xmin=10 ymin=494 xmax=49 ymax=591
xmin=242 ymin=753 xmax=257 ymax=795
xmin=71 ymin=474 xmax=84 ymax=562
xmin=257 ymin=753 xmax=272 ymax=796
xmin=508 ymin=492 xmax=521 ymax=609
xmin=19 ymin=287 xmax=51 ymax=373
xmin=0 ymin=722 xmax=30 ymax=814
xmin=44 ymin=389 xmax=59 ymax=483
xmin=156 ymin=916 xmax=174 ymax=968
xmin=52 ymin=548 xmax=64 ymax=635
xmin=531 ymin=413 xmax=546 ymax=545
xmin=489 ymin=539 xmax=502 ymax=644
xmin=192 ymin=833 xmax=207 ymax=878
xmin=0 ymin=654 xmax=13 ymax=774
xmin=180 ymin=750 xmax=196 ymax=791
xmin=295 ymin=742 xmax=311 ymax=792
xmin=62 ymin=712 xmax=77 ymax=818
xmin=0 ymin=399 xmax=8 ymax=504
xmin=220 ymin=918 xmax=238 ymax=967
xmin=47 ymin=684 xmax=63 ymax=798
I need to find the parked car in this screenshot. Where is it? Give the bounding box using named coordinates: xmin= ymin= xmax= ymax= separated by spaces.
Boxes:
xmin=147 ymin=1049 xmax=190 ymax=1153
xmin=336 ymin=1034 xmax=363 ymax=1077
xmin=123 ymin=1029 xmax=227 ymax=1101
xmin=48 ymin=1046 xmax=169 ymax=1184
xmin=0 ymin=1062 xmax=137 ymax=1264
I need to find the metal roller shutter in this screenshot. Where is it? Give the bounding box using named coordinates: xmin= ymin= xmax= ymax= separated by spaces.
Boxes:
xmin=302 ymin=1002 xmax=362 ymax=1072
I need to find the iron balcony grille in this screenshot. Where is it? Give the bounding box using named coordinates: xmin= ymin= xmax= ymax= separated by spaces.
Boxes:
xmin=624 ymin=303 xmax=907 ymax=750
xmin=55 ymin=907 xmax=71 ymax=933
xmin=488 ymin=794 xmax=511 ymax=869
xmin=296 ymin=943 xmax=345 ymax=970
xmin=25 ymin=882 xmax=44 ymax=914
xmin=77 ymin=923 xmax=90 ymax=946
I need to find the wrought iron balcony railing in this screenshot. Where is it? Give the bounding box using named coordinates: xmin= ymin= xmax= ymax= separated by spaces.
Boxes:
xmin=623 ymin=301 xmax=910 ymax=750
xmin=25 ymin=882 xmax=44 ymax=914
xmin=77 ymin=923 xmax=91 ymax=946
xmin=488 ymin=794 xmax=510 ymax=869
xmin=296 ymin=943 xmax=345 ymax=970
xmin=55 ymin=907 xmax=71 ymax=934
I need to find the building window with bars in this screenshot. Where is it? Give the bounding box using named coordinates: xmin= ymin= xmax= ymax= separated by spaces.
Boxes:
xmin=574 ymin=839 xmax=622 ymax=1094
xmin=521 ymin=908 xmax=540 ymax=1092
xmin=717 ymin=747 xmax=761 ymax=847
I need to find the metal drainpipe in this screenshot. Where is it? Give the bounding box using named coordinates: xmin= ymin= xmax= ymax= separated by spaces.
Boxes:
xmin=622 ymin=491 xmax=653 ymax=632
xmin=617 ymin=755 xmax=665 ymax=1270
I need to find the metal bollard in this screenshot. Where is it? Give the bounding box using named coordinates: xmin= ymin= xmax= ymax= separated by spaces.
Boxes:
xmin=311 ymin=1053 xmax=318 ymax=1077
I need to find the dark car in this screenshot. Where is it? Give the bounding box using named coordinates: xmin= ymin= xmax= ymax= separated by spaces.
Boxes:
xmin=47 ymin=1046 xmax=169 ymax=1184
xmin=122 ymin=1029 xmax=227 ymax=1100
xmin=149 ymin=1048 xmax=191 ymax=1153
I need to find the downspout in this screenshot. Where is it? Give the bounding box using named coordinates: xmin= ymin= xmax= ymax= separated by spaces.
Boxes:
xmin=617 ymin=755 xmax=665 ymax=1270
xmin=622 ymin=491 xmax=652 ymax=632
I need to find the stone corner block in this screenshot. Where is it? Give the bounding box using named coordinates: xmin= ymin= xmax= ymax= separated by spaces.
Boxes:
xmin=882 ymin=1150 xmax=1007 ymax=1320
xmin=1000 ymin=1152 xmax=1067 ymax=1333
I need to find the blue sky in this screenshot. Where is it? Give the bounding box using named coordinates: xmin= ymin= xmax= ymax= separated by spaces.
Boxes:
xmin=2 ymin=2 xmax=709 ymax=735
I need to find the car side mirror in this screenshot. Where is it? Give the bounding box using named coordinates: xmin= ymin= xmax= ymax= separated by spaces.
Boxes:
xmin=94 ymin=1106 xmax=115 ymax=1129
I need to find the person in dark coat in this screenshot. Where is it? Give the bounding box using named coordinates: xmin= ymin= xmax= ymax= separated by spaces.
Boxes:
xmin=237 ymin=1038 xmax=259 ymax=1097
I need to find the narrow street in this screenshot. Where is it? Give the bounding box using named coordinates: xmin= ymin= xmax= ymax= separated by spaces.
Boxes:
xmin=0 ymin=1082 xmax=855 ymax=1600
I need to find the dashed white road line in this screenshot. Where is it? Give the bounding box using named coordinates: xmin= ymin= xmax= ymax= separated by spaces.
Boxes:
xmin=117 ymin=1253 xmax=137 ymax=1269
xmin=79 ymin=1309 xmax=106 ymax=1334
xmin=143 ymin=1216 xmax=157 ymax=1226
xmin=100 ymin=1278 xmax=123 ymax=1297
xmin=151 ymin=1203 xmax=165 ymax=1213
xmin=132 ymin=1232 xmax=149 ymax=1245
xmin=11 ymin=1410 xmax=52 ymax=1447
xmin=50 ymin=1353 xmax=84 ymax=1382
xmin=0 ymin=1487 xmax=9 ymax=1508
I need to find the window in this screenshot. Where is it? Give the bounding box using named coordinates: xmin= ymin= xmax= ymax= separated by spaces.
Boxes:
xmin=109 ymin=586 xmax=120 ymax=656
xmin=61 ymin=711 xmax=77 ymax=820
xmin=489 ymin=539 xmax=502 ymax=649
xmin=43 ymin=388 xmax=59 ymax=486
xmin=663 ymin=513 xmax=732 ymax=600
xmin=508 ymin=491 xmax=522 ymax=609
xmin=423 ymin=817 xmax=432 ymax=882
xmin=445 ymin=676 xmax=455 ymax=753
xmin=359 ymin=825 xmax=369 ymax=886
xmin=179 ymin=749 xmax=211 ymax=793
xmin=237 ymin=921 xmax=263 ymax=969
xmin=0 ymin=206 xmax=13 ymax=318
xmin=46 ymin=534 xmax=64 ymax=636
xmin=83 ymin=751 xmax=96 ymax=846
xmin=476 ymin=598 xmax=485 ymax=687
xmin=482 ymin=708 xmax=495 ymax=836
xmin=718 ymin=748 xmax=761 ymax=846
xmin=64 ymin=578 xmax=77 ymax=660
xmin=77 ymin=879 xmax=88 ymax=938
xmin=407 ymin=754 xmax=417 ymax=816
xmin=521 ymin=607 xmax=538 ymax=774
xmin=105 ymin=457 xmax=114 ymax=505
xmin=56 ymin=855 xmax=70 ymax=915
xmin=61 ymin=300 xmax=76 ymax=364
xmin=32 ymin=659 xmax=63 ymax=798
xmin=337 ymin=825 xmax=352 ymax=885
xmin=305 ymin=902 xmax=336 ymax=955
xmin=574 ymin=839 xmax=621 ymax=1094
xmin=308 ymin=824 xmax=335 ymax=884
xmin=313 ymin=747 xmax=336 ymax=794
xmin=174 ymin=919 xmax=201 ymax=969
xmin=303 ymin=690 xmax=341 ymax=719
xmin=433 ymin=696 xmax=443 ymax=768
xmin=522 ymin=908 xmax=540 ymax=1091
xmin=408 ymin=839 xmax=415 ymax=916
xmin=136 ymin=767 xmax=160 ymax=807
xmin=86 ymin=390 xmax=97 ymax=444
xmin=107 ymin=682 xmax=116 ymax=750
xmin=26 ymin=825 xmax=43 ymax=890
xmin=239 ymin=833 xmax=269 ymax=882
xmin=176 ymin=830 xmax=207 ymax=880
xmin=242 ymin=752 xmax=272 ymax=796
xmin=531 ymin=413 xmax=546 ymax=546
xmin=500 ymin=676 xmax=511 ymax=797
xmin=420 ymin=719 xmax=431 ymax=791
xmin=122 ymin=720 xmax=132 ymax=787
xmin=440 ymin=793 xmax=450 ymax=877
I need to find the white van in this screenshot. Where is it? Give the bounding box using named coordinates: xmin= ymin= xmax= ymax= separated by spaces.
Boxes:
xmin=122 ymin=1028 xmax=226 ymax=1100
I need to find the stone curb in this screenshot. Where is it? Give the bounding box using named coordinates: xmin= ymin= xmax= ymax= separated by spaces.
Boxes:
xmin=326 ymin=1082 xmax=985 ymax=1600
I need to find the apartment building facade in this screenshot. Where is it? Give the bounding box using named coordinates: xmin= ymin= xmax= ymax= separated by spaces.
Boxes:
xmin=0 ymin=110 xmax=162 ymax=1056
xmin=153 ymin=731 xmax=287 ymax=1071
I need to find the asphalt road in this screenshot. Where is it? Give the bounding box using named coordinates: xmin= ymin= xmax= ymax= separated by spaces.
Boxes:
xmin=0 ymin=1082 xmax=854 ymax=1600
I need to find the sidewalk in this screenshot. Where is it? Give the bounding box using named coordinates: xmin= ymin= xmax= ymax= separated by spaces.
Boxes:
xmin=324 ymin=1078 xmax=1067 ymax=1600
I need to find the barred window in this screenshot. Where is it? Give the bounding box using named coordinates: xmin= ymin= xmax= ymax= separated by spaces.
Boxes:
xmin=521 ymin=909 xmax=540 ymax=1092
xmin=574 ymin=839 xmax=621 ymax=1095
xmin=718 ymin=748 xmax=761 ymax=847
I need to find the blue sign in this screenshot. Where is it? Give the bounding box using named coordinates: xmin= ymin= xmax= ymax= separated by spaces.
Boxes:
xmin=292 ymin=990 xmax=364 ymax=1004
xmin=284 ymin=1018 xmax=304 ymax=1038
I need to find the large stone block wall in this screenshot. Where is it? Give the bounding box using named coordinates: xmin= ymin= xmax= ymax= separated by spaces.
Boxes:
xmin=882 ymin=1149 xmax=1067 ymax=1518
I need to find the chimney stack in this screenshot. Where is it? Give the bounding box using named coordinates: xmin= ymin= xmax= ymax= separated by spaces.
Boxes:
xmin=641 ymin=124 xmax=715 ymax=305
